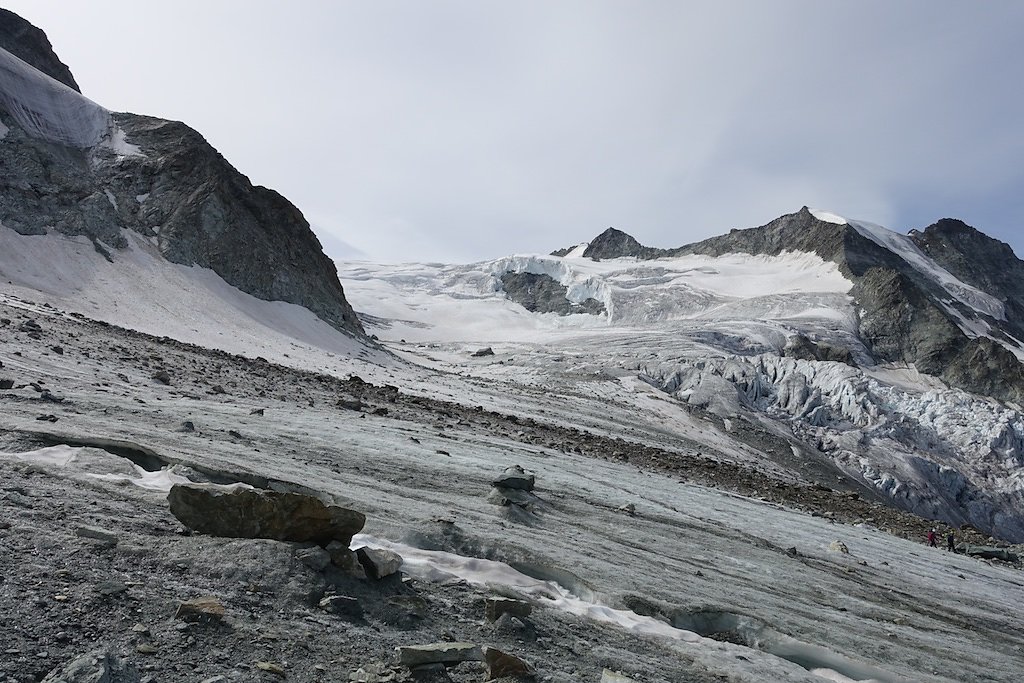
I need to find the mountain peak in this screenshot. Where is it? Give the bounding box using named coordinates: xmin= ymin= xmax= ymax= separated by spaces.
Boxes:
xmin=582 ymin=227 xmax=646 ymax=259
xmin=0 ymin=9 xmax=80 ymax=92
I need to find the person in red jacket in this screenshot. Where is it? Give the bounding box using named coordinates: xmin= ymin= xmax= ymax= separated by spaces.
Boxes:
xmin=927 ymin=528 xmax=937 ymax=547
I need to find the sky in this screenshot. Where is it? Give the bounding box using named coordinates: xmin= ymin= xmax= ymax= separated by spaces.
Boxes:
xmin=4 ymin=1 xmax=1023 ymax=264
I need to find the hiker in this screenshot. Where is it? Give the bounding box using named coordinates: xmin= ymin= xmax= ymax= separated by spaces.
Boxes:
xmin=946 ymin=530 xmax=956 ymax=552
xmin=927 ymin=528 xmax=937 ymax=547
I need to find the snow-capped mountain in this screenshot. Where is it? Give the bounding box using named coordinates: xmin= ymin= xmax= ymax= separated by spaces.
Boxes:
xmin=338 ymin=216 xmax=1024 ymax=541
xmin=2 ymin=10 xmax=1023 ymax=683
xmin=0 ymin=9 xmax=363 ymax=337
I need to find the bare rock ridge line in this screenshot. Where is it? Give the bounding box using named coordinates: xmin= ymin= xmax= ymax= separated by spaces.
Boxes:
xmin=0 ymin=8 xmax=79 ymax=91
xmin=0 ymin=11 xmax=365 ymax=338
xmin=565 ymin=208 xmax=1024 ymax=402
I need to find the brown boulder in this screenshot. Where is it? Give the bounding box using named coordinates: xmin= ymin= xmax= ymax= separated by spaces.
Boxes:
xmin=167 ymin=483 xmax=365 ymax=545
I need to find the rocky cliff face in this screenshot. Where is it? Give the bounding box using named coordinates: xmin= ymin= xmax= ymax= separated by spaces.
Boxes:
xmin=0 ymin=8 xmax=79 ymax=91
xmin=565 ymin=208 xmax=1024 ymax=403
xmin=0 ymin=11 xmax=364 ymax=337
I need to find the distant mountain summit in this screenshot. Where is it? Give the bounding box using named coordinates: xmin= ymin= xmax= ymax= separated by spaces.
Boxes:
xmin=559 ymin=208 xmax=1024 ymax=402
xmin=0 ymin=10 xmax=363 ymax=337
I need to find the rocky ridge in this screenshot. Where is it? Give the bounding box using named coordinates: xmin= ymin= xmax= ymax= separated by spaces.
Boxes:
xmin=0 ymin=11 xmax=364 ymax=338
xmin=561 ymin=208 xmax=1024 ymax=402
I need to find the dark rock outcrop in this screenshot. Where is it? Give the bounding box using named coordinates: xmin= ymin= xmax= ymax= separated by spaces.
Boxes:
xmin=166 ymin=483 xmax=366 ymax=546
xmin=582 ymin=227 xmax=661 ymax=260
xmin=0 ymin=10 xmax=364 ymax=337
xmin=499 ymin=272 xmax=604 ymax=316
xmin=0 ymin=9 xmax=80 ymax=91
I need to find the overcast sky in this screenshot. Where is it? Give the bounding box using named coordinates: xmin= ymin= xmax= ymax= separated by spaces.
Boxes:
xmin=5 ymin=1 xmax=1023 ymax=263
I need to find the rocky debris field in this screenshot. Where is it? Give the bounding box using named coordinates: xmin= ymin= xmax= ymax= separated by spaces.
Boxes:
xmin=1 ymin=298 xmax=1023 ymax=683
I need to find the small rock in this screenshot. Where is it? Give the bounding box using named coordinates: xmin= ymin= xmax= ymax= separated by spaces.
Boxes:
xmin=471 ymin=347 xmax=495 ymax=357
xmin=319 ymin=594 xmax=363 ymax=619
xmin=51 ymin=346 xmax=64 ymax=355
xmin=0 ymin=379 xmax=14 ymax=390
xmin=601 ymin=671 xmax=638 ymax=683
xmin=485 ymin=597 xmax=532 ymax=623
xmin=492 ymin=465 xmax=535 ymax=491
xmin=396 ymin=642 xmax=483 ymax=668
xmin=131 ymin=623 xmax=151 ymax=635
xmin=295 ymin=546 xmax=331 ymax=571
xmin=326 ymin=540 xmax=363 ymax=573
xmin=174 ymin=596 xmax=225 ymax=623
xmin=256 ymin=661 xmax=286 ymax=677
xmin=182 ymin=420 xmax=196 ymax=432
xmin=785 ymin=547 xmax=799 ymax=557
xmin=828 ymin=540 xmax=849 ymax=554
xmin=96 ymin=581 xmax=129 ymax=597
xmin=152 ymin=370 xmax=172 ymax=385
xmin=136 ymin=644 xmax=158 ymax=655
xmin=76 ymin=525 xmax=119 ymax=546
xmin=250 ymin=408 xmax=265 ymax=415
xmin=211 ymin=384 xmax=226 ymax=394
xmin=36 ymin=414 xmax=59 ymax=422
xmin=40 ymin=390 xmax=65 ymax=403
xmin=356 ymin=546 xmax=404 ymax=579
xmin=483 ymin=647 xmax=534 ymax=680
xmin=338 ymin=398 xmax=363 ymax=411
xmin=617 ymin=503 xmax=636 ymax=516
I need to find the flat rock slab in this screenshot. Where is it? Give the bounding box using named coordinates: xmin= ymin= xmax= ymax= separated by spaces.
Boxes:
xmin=167 ymin=483 xmax=365 ymax=545
xmin=396 ymin=642 xmax=483 ymax=668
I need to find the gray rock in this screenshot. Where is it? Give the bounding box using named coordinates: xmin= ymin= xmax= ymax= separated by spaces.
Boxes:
xmin=40 ymin=649 xmax=140 ymax=683
xmin=396 ymin=643 xmax=483 ymax=668
xmin=319 ymin=594 xmax=363 ymax=619
xmin=493 ymin=465 xmax=535 ymax=491
xmin=326 ymin=540 xmax=362 ymax=573
xmin=167 ymin=483 xmax=365 ymax=546
xmin=75 ymin=525 xmax=118 ymax=546
xmin=828 ymin=540 xmax=849 ymax=554
xmin=601 ymin=671 xmax=638 ymax=683
xmin=295 ymin=546 xmax=331 ymax=571
xmin=957 ymin=544 xmax=1018 ymax=562
xmin=355 ymin=546 xmax=404 ymax=579
xmin=485 ymin=597 xmax=532 ymax=623
xmin=152 ymin=370 xmax=171 ymax=385
xmin=0 ymin=379 xmax=13 ymax=390
xmin=471 ymin=347 xmax=495 ymax=357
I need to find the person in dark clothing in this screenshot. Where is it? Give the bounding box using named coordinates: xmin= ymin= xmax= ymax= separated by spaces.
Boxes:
xmin=927 ymin=529 xmax=937 ymax=547
xmin=946 ymin=530 xmax=956 ymax=552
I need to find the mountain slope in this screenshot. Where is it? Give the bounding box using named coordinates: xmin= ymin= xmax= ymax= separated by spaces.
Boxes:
xmin=571 ymin=208 xmax=1024 ymax=403
xmin=0 ymin=10 xmax=363 ymax=337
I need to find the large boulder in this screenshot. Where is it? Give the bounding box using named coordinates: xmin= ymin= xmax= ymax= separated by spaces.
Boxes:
xmin=167 ymin=484 xmax=365 ymax=546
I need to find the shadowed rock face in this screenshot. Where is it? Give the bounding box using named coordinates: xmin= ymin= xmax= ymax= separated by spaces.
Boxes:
xmin=500 ymin=272 xmax=605 ymax=316
xmin=0 ymin=9 xmax=79 ymax=91
xmin=563 ymin=208 xmax=1024 ymax=402
xmin=0 ymin=10 xmax=365 ymax=337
